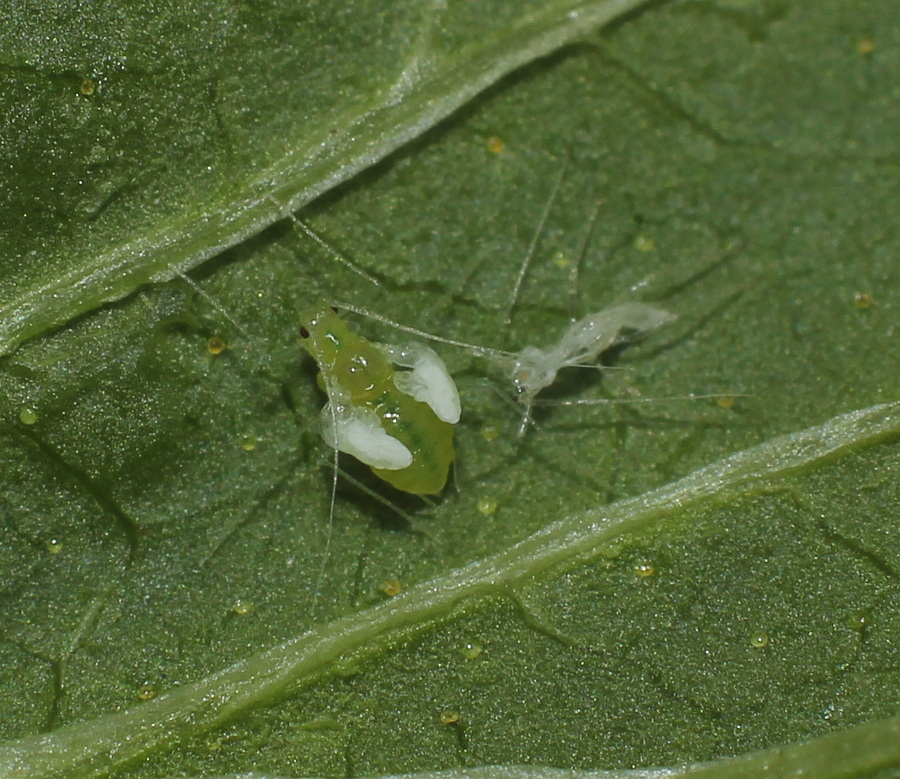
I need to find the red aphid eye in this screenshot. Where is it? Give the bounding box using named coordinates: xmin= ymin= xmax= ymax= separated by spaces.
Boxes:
xmin=300 ymin=326 xmax=310 ymax=338
xmin=330 ymin=305 xmax=339 ymax=313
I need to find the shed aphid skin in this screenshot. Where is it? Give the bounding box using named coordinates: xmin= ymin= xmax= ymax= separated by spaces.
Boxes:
xmin=299 ymin=303 xmax=459 ymax=496
xmin=508 ymin=302 xmax=676 ymax=435
xmin=497 ymin=159 xmax=678 ymax=433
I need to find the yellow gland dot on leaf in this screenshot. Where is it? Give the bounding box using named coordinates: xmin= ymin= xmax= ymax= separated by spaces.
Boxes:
xmin=854 ymin=292 xmax=874 ymax=309
xmin=137 ymin=684 xmax=156 ymax=701
xmin=461 ymin=642 xmax=483 ymax=660
xmin=634 ymin=561 xmax=655 ymax=578
xmin=847 ymin=609 xmax=869 ymax=631
xmin=477 ymin=498 xmax=498 ymax=516
xmin=206 ymin=335 xmax=227 ymax=355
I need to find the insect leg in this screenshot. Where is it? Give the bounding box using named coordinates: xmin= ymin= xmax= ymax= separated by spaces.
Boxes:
xmin=502 ymin=156 xmax=570 ymax=339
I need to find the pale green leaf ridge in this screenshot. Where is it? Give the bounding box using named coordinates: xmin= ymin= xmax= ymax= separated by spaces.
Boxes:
xmin=0 ymin=0 xmax=649 ymax=357
xmin=1 ymin=401 xmax=897 ymax=779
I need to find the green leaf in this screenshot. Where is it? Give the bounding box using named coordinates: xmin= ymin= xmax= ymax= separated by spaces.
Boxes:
xmin=0 ymin=0 xmax=647 ymax=354
xmin=1 ymin=0 xmax=899 ymax=778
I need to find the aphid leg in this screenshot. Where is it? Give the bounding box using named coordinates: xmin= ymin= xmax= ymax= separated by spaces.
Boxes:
xmin=516 ymin=398 xmax=535 ymax=438
xmin=313 ymin=367 xmax=343 ymax=608
xmin=480 ymin=379 xmax=538 ymax=439
xmin=325 ymin=462 xmax=418 ymax=525
xmin=567 ymin=199 xmax=603 ymax=321
xmin=502 ymin=156 xmax=570 ymax=340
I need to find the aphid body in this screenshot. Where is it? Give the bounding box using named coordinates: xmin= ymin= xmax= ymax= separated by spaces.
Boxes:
xmin=299 ymin=304 xmax=459 ymax=495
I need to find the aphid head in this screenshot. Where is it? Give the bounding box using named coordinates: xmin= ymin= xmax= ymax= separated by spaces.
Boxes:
xmin=299 ymin=305 xmax=345 ymax=361
xmin=299 ymin=304 xmax=392 ymax=400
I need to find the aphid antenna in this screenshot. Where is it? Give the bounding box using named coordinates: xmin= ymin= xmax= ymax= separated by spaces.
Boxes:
xmin=502 ymin=155 xmax=570 ymax=340
xmin=531 ymin=392 xmax=752 ymax=408
xmin=291 ymin=217 xmax=382 ymax=287
xmin=334 ymin=300 xmax=515 ymax=361
xmin=266 ymin=194 xmax=382 ymax=287
xmin=175 ymin=270 xmax=250 ymax=337
xmin=305 ymin=326 xmax=343 ymax=609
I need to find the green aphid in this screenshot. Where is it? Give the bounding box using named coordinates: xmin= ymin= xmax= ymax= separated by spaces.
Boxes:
xmin=299 ymin=305 xmax=460 ymax=495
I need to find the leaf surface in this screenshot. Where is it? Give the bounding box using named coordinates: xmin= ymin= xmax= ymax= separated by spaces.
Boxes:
xmin=1 ymin=0 xmax=899 ymax=778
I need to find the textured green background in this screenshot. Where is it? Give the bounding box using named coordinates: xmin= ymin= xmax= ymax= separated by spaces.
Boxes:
xmin=1 ymin=0 xmax=898 ymax=777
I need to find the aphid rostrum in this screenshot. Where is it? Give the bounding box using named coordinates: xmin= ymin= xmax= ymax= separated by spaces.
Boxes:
xmin=299 ymin=304 xmax=460 ymax=495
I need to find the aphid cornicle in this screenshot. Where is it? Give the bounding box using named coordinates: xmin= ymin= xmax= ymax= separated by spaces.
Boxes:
xmin=299 ymin=304 xmax=459 ymax=495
